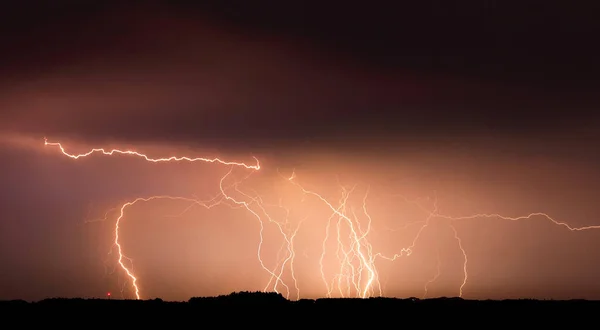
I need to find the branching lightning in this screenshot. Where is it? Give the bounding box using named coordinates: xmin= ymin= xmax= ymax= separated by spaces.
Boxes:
xmin=44 ymin=139 xmax=600 ymax=300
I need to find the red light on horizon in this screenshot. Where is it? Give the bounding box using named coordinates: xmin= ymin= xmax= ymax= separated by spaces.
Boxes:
xmin=107 ymin=292 xmax=111 ymax=296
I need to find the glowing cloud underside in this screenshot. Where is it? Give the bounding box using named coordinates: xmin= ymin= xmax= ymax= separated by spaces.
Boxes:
xmin=44 ymin=139 xmax=600 ymax=300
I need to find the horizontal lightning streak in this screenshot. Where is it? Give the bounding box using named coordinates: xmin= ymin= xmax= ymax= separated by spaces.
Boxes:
xmin=44 ymin=138 xmax=260 ymax=170
xmin=436 ymin=212 xmax=600 ymax=231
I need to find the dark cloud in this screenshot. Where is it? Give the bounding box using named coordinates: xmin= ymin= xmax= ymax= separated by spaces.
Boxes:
xmin=0 ymin=1 xmax=598 ymax=153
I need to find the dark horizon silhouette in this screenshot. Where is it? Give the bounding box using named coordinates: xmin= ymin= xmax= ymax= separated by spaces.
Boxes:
xmin=2 ymin=291 xmax=598 ymax=326
xmin=6 ymin=290 xmax=600 ymax=303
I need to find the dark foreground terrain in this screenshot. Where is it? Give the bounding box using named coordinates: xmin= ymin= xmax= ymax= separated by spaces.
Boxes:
xmin=2 ymin=292 xmax=598 ymax=326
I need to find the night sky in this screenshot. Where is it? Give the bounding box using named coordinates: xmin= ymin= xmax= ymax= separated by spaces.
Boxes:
xmin=1 ymin=1 xmax=599 ymax=301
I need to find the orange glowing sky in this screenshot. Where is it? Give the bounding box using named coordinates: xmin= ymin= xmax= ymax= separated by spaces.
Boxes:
xmin=1 ymin=2 xmax=599 ymax=302
xmin=2 ymin=134 xmax=598 ymax=301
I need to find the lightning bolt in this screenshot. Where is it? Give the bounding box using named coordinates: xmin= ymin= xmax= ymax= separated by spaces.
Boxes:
xmin=283 ymin=170 xmax=380 ymax=299
xmin=450 ymin=223 xmax=468 ymax=297
xmin=423 ymin=248 xmax=441 ymax=299
xmin=437 ymin=212 xmax=600 ymax=231
xmin=44 ymin=139 xmax=600 ymax=300
xmin=217 ymin=168 xmax=301 ymax=299
xmin=44 ymin=138 xmax=260 ymax=170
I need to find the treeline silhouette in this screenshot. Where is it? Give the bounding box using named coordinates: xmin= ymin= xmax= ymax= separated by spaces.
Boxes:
xmin=1 ymin=292 xmax=597 ymax=325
